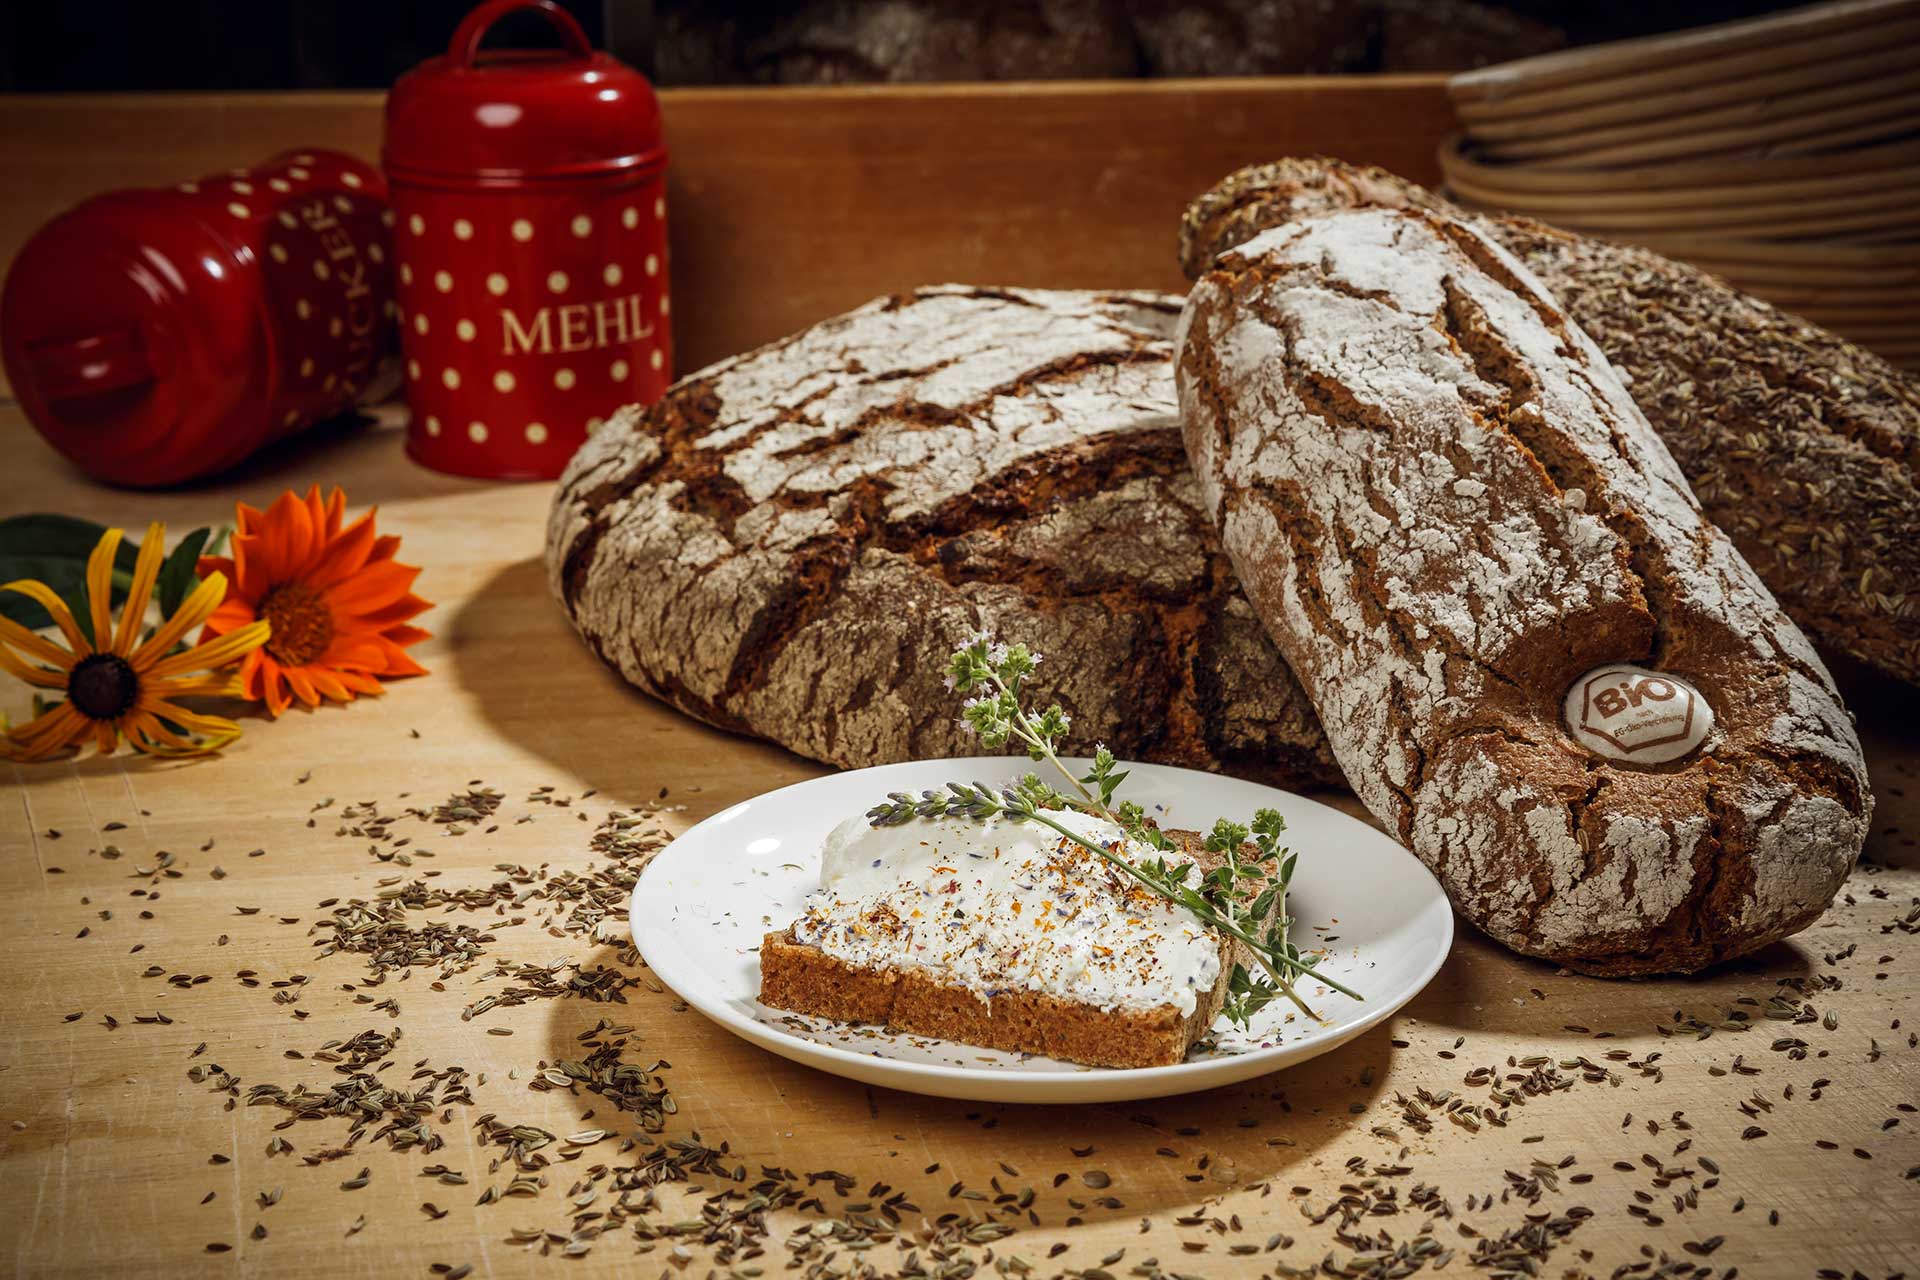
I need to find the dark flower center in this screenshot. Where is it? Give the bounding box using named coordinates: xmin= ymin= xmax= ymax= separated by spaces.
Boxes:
xmin=68 ymin=653 xmax=140 ymax=721
xmin=262 ymin=583 xmax=333 ymax=666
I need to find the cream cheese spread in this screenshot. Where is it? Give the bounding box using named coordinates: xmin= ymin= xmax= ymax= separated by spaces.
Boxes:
xmin=790 ymin=808 xmax=1221 ymax=1016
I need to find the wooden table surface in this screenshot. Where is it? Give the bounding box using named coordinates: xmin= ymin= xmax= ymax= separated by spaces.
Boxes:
xmin=5 ymin=411 xmax=1919 ymax=1280
xmin=3 ymin=83 xmax=1919 ymax=1280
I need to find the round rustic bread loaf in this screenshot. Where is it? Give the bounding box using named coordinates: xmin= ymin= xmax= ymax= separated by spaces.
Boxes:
xmin=1177 ymin=156 xmax=1920 ymax=686
xmin=546 ymin=285 xmax=1337 ymax=786
xmin=1178 ymin=207 xmax=1872 ymax=975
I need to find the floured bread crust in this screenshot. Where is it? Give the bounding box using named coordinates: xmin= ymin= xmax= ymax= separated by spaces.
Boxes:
xmin=1177 ymin=207 xmax=1871 ymax=974
xmin=1179 ymin=156 xmax=1920 ymax=685
xmin=546 ymin=285 xmax=1337 ymax=785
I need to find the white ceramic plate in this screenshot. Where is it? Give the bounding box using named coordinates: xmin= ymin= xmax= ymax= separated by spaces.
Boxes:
xmin=630 ymin=758 xmax=1453 ymax=1103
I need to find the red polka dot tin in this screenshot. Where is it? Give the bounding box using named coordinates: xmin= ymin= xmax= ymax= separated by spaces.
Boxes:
xmin=0 ymin=149 xmax=397 ymax=488
xmin=384 ymin=0 xmax=671 ymax=480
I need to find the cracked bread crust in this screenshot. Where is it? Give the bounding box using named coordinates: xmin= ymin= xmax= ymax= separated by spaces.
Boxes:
xmin=1177 ymin=157 xmax=1920 ymax=686
xmin=1176 ymin=207 xmax=1871 ymax=975
xmin=758 ymin=827 xmax=1250 ymax=1069
xmin=545 ymin=285 xmax=1337 ymax=787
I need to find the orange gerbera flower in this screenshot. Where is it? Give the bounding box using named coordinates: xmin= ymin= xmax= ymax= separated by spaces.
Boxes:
xmin=1 ymin=523 xmax=270 ymax=761
xmin=198 ymin=486 xmax=431 ymax=716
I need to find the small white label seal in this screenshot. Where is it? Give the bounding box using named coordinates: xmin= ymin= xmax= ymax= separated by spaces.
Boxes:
xmin=1564 ymin=664 xmax=1712 ymax=764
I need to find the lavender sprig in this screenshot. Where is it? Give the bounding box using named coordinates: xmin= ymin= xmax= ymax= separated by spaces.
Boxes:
xmin=866 ymin=781 xmax=1016 ymax=826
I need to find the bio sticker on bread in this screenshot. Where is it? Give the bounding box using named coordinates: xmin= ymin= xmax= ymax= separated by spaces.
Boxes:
xmin=1564 ymin=665 xmax=1713 ymax=764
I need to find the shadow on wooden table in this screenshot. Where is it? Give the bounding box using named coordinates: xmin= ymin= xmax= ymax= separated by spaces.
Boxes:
xmin=206 ymin=408 xmax=504 ymax=508
xmin=448 ymin=555 xmax=826 ymax=816
xmin=543 ymin=940 xmax=1397 ymax=1227
xmin=1833 ymin=653 xmax=1920 ymax=873
xmin=1403 ymin=915 xmax=1818 ymax=1044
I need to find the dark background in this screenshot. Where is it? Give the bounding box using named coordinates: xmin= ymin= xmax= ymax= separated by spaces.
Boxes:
xmin=2 ymin=0 xmax=1805 ymax=90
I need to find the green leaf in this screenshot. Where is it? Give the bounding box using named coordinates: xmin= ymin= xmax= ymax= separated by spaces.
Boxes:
xmin=156 ymin=527 xmax=214 ymax=618
xmin=0 ymin=515 xmax=139 ymax=639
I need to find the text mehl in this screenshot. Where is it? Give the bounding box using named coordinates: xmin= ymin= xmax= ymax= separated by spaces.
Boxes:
xmin=502 ymin=292 xmax=656 ymax=356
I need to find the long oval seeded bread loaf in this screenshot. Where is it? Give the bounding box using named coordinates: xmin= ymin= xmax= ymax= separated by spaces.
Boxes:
xmin=1177 ymin=157 xmax=1920 ymax=684
xmin=546 ymin=285 xmax=1337 ymax=786
xmin=1177 ymin=207 xmax=1871 ymax=974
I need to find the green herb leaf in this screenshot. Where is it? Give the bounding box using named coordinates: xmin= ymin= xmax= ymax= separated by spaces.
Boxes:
xmin=0 ymin=514 xmax=139 ymax=639
xmin=156 ymin=527 xmax=215 ymax=618
xmin=877 ymin=628 xmax=1365 ymax=1027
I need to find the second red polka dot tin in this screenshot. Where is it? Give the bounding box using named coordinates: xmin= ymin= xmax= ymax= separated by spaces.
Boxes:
xmin=384 ymin=0 xmax=671 ymax=479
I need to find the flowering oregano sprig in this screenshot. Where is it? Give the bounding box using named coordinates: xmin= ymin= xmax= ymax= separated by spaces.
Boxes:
xmin=867 ymin=631 xmax=1360 ymax=1025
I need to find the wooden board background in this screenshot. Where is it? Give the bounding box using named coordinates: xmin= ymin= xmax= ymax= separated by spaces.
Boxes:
xmin=1 ymin=84 xmax=1917 ymax=1280
xmin=0 ymin=80 xmax=1452 ymax=382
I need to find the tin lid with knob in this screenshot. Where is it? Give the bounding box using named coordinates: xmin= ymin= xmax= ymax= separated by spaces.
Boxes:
xmin=385 ymin=0 xmax=666 ymax=189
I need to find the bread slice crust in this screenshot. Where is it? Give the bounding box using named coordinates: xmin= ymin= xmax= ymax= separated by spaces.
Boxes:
xmin=757 ymin=827 xmax=1257 ymax=1069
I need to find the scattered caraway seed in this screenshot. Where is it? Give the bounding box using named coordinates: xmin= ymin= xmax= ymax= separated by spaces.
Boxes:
xmin=134 ymin=762 xmax=1917 ymax=1279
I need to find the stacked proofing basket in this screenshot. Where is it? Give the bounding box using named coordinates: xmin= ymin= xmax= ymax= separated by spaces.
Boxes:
xmin=1438 ymin=0 xmax=1920 ymax=371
